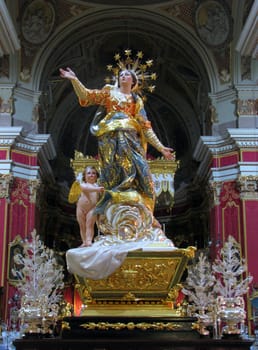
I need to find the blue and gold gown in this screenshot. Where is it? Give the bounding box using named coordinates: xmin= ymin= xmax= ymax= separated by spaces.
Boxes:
xmin=66 ymin=78 xmax=175 ymax=279
xmin=71 ymin=78 xmax=165 ymax=219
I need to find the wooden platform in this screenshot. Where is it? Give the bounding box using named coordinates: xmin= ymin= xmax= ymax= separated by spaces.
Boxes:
xmin=13 ymin=335 xmax=254 ymax=350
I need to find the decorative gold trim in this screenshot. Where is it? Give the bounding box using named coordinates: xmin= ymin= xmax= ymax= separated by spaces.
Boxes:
xmin=180 ymin=246 xmax=196 ymax=258
xmin=80 ymin=321 xmax=182 ymax=331
xmin=61 ymin=321 xmax=71 ymax=331
xmin=70 ymin=151 xmax=179 ymax=177
xmin=70 ymin=152 xmax=99 ymax=176
xmin=148 ymin=157 xmax=179 ymax=174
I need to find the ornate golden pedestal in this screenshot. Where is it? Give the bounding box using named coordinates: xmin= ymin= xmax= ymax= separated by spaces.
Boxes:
xmin=74 ymin=247 xmax=195 ymax=317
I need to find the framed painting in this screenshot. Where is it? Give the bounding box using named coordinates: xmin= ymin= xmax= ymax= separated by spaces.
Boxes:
xmin=8 ymin=236 xmax=24 ymax=285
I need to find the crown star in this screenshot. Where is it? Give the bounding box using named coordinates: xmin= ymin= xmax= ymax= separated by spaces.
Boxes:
xmin=146 ymin=60 xmax=153 ymax=67
xmin=124 ymin=49 xmax=132 ymax=57
xmin=136 ymin=51 xmax=144 ymax=59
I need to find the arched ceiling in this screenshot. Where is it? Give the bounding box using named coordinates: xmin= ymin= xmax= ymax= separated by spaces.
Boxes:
xmin=37 ymin=7 xmax=211 ymax=188
xmin=80 ymin=0 xmax=173 ymax=4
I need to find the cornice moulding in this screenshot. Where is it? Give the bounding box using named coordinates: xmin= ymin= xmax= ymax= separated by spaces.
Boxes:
xmin=210 ymin=166 xmax=240 ymax=182
xmin=0 ymin=160 xmax=12 ymax=174
xmin=209 ymin=88 xmax=237 ymax=103
xmin=12 ymin=163 xmax=39 ymax=180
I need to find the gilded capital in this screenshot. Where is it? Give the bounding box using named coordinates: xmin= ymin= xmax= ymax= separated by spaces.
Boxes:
xmin=0 ymin=173 xmax=13 ymax=199
xmin=237 ymin=176 xmax=258 ymax=200
xmin=0 ymin=86 xmax=14 ymax=115
xmin=236 ymin=98 xmax=258 ymax=116
xmin=208 ymin=181 xmax=223 ymax=206
xmin=28 ymin=179 xmax=41 ymax=203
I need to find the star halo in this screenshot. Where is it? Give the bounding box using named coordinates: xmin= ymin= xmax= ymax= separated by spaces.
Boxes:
xmin=105 ymin=49 xmax=157 ymax=97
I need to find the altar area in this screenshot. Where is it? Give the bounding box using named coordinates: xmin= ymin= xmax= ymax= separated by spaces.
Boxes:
xmin=61 ymin=152 xmax=199 ymax=334
xmin=9 ymin=152 xmax=255 ymax=350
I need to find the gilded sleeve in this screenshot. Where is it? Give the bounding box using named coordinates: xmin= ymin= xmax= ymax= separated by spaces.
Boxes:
xmin=70 ymin=78 xmax=107 ymax=107
xmin=71 ymin=78 xmax=90 ymax=106
xmin=135 ymin=99 xmax=164 ymax=152
xmin=142 ymin=121 xmax=164 ymax=152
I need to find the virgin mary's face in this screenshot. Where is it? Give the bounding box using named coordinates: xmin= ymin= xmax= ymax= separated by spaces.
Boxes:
xmin=119 ymin=70 xmax=133 ymax=87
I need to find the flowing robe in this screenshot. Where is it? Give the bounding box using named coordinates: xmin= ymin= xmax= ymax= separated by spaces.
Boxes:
xmin=71 ymin=81 xmax=164 ymax=215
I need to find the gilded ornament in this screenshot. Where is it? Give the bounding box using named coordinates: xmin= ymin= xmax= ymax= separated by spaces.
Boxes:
xmin=208 ymin=181 xmax=223 ymax=206
xmin=80 ymin=321 xmax=181 ymax=331
xmin=0 ymin=173 xmax=13 ymax=198
xmin=180 ymin=246 xmax=196 ymax=259
xmin=237 ymin=175 xmax=258 ymax=199
xmin=28 ymin=178 xmax=41 ymax=203
xmin=61 ymin=321 xmax=70 ymax=331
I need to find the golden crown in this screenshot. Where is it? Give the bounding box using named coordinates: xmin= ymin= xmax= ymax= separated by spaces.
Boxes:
xmin=105 ymin=49 xmax=157 ymax=95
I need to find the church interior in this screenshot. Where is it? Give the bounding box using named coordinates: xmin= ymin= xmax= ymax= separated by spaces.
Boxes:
xmin=0 ymin=0 xmax=258 ymax=348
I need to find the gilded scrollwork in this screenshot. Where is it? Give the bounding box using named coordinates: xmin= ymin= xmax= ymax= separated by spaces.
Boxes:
xmin=12 ymin=181 xmax=29 ymax=203
xmin=86 ymin=259 xmax=177 ymax=291
xmin=180 ymin=246 xmax=196 ymax=259
xmin=61 ymin=321 xmax=70 ymax=331
xmin=74 ymin=283 xmax=93 ymax=305
xmin=122 ymin=292 xmax=136 ymax=300
xmin=221 ymin=182 xmax=240 ymax=203
xmin=0 ymin=173 xmax=13 ymax=199
xmin=166 ymin=284 xmax=182 ymax=303
xmin=80 ymin=321 xmax=181 ymax=331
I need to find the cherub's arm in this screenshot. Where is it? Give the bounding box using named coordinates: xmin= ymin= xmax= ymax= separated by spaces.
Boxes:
xmin=80 ymin=183 xmax=104 ymax=194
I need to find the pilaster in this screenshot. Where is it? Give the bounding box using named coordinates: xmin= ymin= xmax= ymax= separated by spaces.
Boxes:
xmin=0 ymin=126 xmax=56 ymax=319
xmin=0 ymin=84 xmax=15 ymax=126
xmin=234 ymin=85 xmax=258 ymax=128
xmin=194 ymin=129 xmax=258 ymax=275
xmin=237 ymin=174 xmax=258 ymax=284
